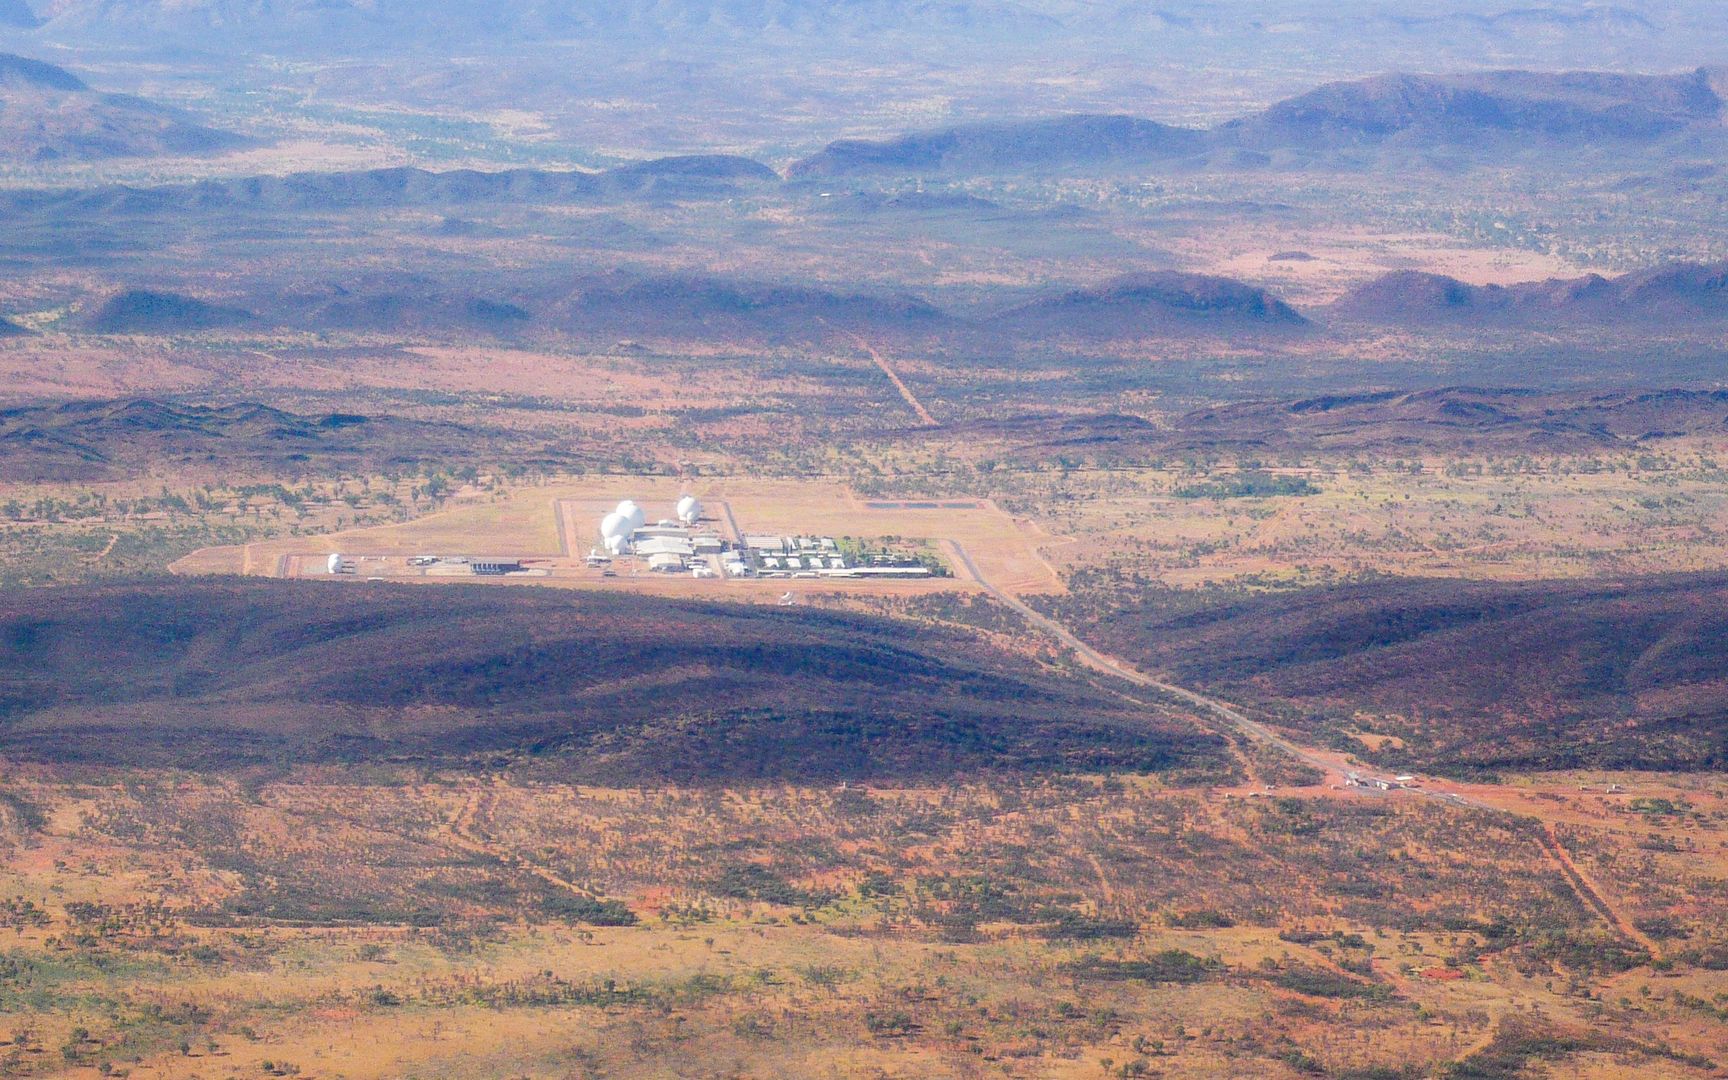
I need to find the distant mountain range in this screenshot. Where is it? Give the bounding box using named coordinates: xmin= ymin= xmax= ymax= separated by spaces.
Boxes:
xmin=0 ymin=155 xmax=779 ymax=216
xmin=1220 ymin=68 xmax=1727 ymax=149
xmin=1 ymin=0 xmax=1711 ymax=54
xmin=37 ymin=259 xmax=1728 ymax=348
xmin=0 ymin=49 xmax=1719 ymax=173
xmin=5 ymin=0 xmax=1072 ymax=45
xmin=789 ymin=67 xmax=1728 ymax=177
xmin=1330 ymin=263 xmax=1728 ymax=326
xmin=0 ymin=51 xmax=246 ymax=161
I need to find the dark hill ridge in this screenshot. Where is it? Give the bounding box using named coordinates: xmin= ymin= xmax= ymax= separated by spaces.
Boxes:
xmin=544 ymin=271 xmax=952 ymax=344
xmin=1222 ymin=68 xmax=1726 ymax=149
xmin=0 ymin=317 xmax=28 ymax=337
xmin=0 ymin=52 xmax=83 ymax=91
xmin=790 ymin=66 xmax=1728 ymax=178
xmin=0 ymin=580 xmax=1223 ymax=781
xmin=0 ymin=52 xmax=247 ymax=162
xmin=84 ymin=289 xmax=257 ymax=333
xmin=62 ymin=268 xmax=1304 ymax=346
xmin=920 ymin=389 xmax=1728 ymax=459
xmin=0 ymin=156 xmax=779 ymax=218
xmin=280 ymin=279 xmax=534 ymax=336
xmin=1329 ymin=261 xmax=1728 ymax=326
xmin=994 ymin=271 xmax=1307 ymax=340
xmin=0 ymin=398 xmax=585 ymax=482
xmin=55 ymin=272 xmax=955 ymax=345
xmin=1170 ymin=387 xmax=1728 ymax=455
xmin=788 ymin=114 xmax=1205 ymax=179
xmin=1061 ymin=571 xmax=1728 ymax=773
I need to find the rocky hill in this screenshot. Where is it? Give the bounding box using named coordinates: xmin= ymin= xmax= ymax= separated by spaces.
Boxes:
xmin=994 ymin=271 xmax=1307 ymax=340
xmin=1329 ymin=261 xmax=1728 ymax=326
xmin=0 ymin=51 xmax=247 ymax=162
xmin=84 ymin=289 xmax=256 ymax=333
xmin=1220 ymin=68 xmax=1726 ymax=150
xmin=787 ymin=66 xmax=1728 ymax=180
xmin=788 ymin=114 xmax=1205 ymax=178
xmin=545 ymin=271 xmax=953 ymax=345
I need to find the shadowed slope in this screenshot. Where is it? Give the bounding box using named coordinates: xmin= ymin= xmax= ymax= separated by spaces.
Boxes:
xmin=0 ymin=52 xmax=247 ymax=162
xmin=1061 ymin=572 xmax=1728 ymax=773
xmin=0 ymin=581 xmax=1224 ymax=781
xmin=994 ymin=271 xmax=1307 ymax=340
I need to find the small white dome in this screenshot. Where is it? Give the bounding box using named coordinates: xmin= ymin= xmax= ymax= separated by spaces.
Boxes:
xmin=676 ymin=495 xmax=702 ymax=524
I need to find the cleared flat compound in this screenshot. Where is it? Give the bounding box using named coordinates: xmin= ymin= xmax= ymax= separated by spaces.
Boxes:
xmin=171 ymin=480 xmax=1065 ymax=596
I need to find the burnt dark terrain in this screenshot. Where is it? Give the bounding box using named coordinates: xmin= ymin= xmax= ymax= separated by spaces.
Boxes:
xmin=931 ymin=387 xmax=1728 ymax=459
xmin=0 ymin=580 xmax=1224 ymax=781
xmin=0 ymin=398 xmax=586 ymax=481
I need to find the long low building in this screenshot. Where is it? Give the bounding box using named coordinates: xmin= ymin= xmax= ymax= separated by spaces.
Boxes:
xmin=634 ymin=536 xmax=695 ymax=558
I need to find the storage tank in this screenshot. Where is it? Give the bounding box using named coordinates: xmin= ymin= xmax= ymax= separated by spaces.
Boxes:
xmin=676 ymin=495 xmax=702 ymax=525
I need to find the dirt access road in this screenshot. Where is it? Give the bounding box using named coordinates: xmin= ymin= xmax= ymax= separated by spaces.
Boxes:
xmin=945 ymin=540 xmax=1658 ymax=954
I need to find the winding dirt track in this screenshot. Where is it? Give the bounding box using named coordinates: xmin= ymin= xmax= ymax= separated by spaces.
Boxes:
xmin=945 ymin=540 xmax=1351 ymax=783
xmin=945 ymin=539 xmax=1656 ymax=952
xmin=439 ymin=779 xmax=597 ymax=901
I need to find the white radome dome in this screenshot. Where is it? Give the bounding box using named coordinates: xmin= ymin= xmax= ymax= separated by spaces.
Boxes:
xmin=616 ymin=499 xmax=646 ymax=532
xmin=604 ymin=533 xmax=629 ymax=556
xmin=600 ymin=511 xmax=629 ymax=541
xmin=676 ymin=495 xmax=702 ymax=524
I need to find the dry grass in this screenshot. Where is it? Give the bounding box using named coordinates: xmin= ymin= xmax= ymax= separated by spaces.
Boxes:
xmin=0 ymin=766 xmax=1722 ymax=1078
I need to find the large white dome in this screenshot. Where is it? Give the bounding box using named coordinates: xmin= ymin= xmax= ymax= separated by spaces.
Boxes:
xmin=676 ymin=495 xmax=702 ymax=524
xmin=600 ymin=511 xmax=630 ymax=541
xmin=615 ymin=500 xmax=646 ymax=532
